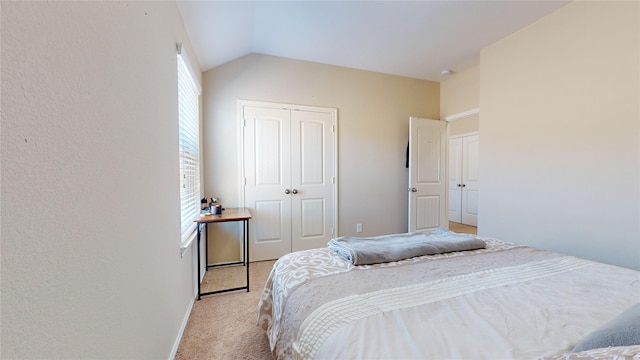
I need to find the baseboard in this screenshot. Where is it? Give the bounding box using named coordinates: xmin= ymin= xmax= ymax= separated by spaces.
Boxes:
xmin=169 ymin=292 xmax=196 ymax=360
xmin=169 ymin=241 xmax=199 ymax=360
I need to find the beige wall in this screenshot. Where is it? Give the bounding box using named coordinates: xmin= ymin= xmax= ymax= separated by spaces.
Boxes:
xmin=440 ymin=65 xmax=480 ymax=136
xmin=479 ymin=1 xmax=639 ymax=270
xmin=1 ymin=2 xmax=201 ymax=358
xmin=448 ymin=115 xmax=480 ymax=137
xmin=440 ymin=65 xmax=479 ymax=117
xmin=202 ymin=54 xmax=439 ymax=262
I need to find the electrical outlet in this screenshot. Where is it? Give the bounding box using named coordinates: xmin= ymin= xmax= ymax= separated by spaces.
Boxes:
xmin=356 ymin=223 xmax=363 ymax=233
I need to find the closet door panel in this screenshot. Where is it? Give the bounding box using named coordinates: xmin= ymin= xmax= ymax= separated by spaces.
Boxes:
xmin=291 ymin=110 xmax=334 ymax=252
xmin=254 ymin=200 xmax=283 ymax=241
xmin=461 ymin=134 xmax=479 ymax=226
xmin=448 ymin=137 xmax=463 ymax=223
xmin=299 ymin=198 xmax=325 ymax=237
xmin=243 ymin=106 xmax=292 ymax=261
xmin=300 ymin=120 xmax=324 ymax=185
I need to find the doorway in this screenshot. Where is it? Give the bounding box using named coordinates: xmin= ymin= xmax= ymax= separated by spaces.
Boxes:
xmin=448 ymin=133 xmax=479 ymax=227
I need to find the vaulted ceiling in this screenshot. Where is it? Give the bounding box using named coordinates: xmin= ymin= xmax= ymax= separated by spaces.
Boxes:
xmin=177 ymin=1 xmax=569 ymax=82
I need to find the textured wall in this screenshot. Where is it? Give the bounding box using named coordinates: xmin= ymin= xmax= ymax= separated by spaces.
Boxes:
xmin=479 ymin=1 xmax=639 ymax=270
xmin=1 ymin=2 xmax=200 ymax=358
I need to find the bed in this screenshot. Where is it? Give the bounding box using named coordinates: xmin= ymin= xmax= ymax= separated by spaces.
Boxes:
xmin=257 ymin=229 xmax=640 ymax=360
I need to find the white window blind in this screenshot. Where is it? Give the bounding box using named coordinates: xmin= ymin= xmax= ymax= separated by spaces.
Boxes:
xmin=178 ymin=53 xmax=201 ymax=243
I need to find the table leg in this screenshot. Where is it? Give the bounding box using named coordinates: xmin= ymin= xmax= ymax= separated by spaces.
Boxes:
xmin=205 ymin=222 xmax=209 ymax=269
xmin=197 ymin=222 xmax=202 ymax=300
xmin=246 ymin=219 xmax=250 ymax=292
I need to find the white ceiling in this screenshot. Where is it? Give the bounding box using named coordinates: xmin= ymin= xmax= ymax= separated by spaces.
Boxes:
xmin=177 ymin=1 xmax=569 ymax=82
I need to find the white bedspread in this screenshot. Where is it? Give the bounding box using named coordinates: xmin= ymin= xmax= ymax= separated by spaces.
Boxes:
xmin=257 ymin=237 xmax=640 ymax=360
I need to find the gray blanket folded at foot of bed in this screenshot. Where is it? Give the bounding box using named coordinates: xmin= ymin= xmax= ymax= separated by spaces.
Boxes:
xmin=327 ymin=228 xmax=486 ymax=265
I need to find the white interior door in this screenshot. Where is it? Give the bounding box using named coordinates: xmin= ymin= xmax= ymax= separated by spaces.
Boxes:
xmin=290 ymin=109 xmax=335 ymax=252
xmin=243 ymin=105 xmax=292 ymax=261
xmin=448 ymin=137 xmax=463 ymax=223
xmin=461 ymin=134 xmax=479 ymax=226
xmin=408 ymin=117 xmax=447 ymax=232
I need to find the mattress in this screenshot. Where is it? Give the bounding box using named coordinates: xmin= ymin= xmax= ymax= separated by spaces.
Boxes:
xmin=257 ymin=234 xmax=640 ymax=359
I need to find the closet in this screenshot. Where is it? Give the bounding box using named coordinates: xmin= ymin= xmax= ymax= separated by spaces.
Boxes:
xmin=448 ymin=133 xmax=479 ymax=226
xmin=240 ymin=101 xmax=337 ymax=261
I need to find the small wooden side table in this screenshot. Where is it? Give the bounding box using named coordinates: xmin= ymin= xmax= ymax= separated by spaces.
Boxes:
xmin=194 ymin=208 xmax=252 ymax=299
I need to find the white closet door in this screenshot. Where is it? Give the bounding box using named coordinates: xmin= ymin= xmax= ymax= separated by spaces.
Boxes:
xmin=290 ymin=110 xmax=335 ymax=252
xmin=408 ymin=117 xmax=447 ymax=232
xmin=461 ymin=134 xmax=479 ymax=226
xmin=448 ymin=137 xmax=463 ymax=223
xmin=242 ymin=101 xmax=337 ymax=261
xmin=243 ymin=105 xmax=292 ymax=261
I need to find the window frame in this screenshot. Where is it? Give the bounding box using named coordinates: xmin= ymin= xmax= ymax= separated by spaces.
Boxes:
xmin=177 ymin=50 xmax=201 ymax=245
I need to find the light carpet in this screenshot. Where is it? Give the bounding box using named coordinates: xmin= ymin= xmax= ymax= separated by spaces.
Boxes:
xmin=175 ymin=260 xmax=276 ymax=360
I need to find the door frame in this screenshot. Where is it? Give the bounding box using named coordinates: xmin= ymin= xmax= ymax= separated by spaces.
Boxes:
xmin=449 ymin=131 xmax=479 ymax=140
xmin=237 ymin=99 xmax=339 ymax=255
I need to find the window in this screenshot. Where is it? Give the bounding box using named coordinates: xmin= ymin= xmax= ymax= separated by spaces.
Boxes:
xmin=177 ymin=51 xmax=201 ymax=243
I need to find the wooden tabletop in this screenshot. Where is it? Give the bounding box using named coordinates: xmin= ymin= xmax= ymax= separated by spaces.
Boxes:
xmin=194 ymin=207 xmax=252 ymax=223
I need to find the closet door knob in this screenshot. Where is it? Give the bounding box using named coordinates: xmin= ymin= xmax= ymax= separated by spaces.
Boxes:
xmin=284 ymin=189 xmax=291 ymax=194
xmin=457 ymin=184 xmax=462 ymax=187
xmin=292 ymin=189 xmax=298 ymax=194
xmin=408 ymin=188 xmax=417 ymax=192
xmin=462 ymin=184 xmax=466 ymax=187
